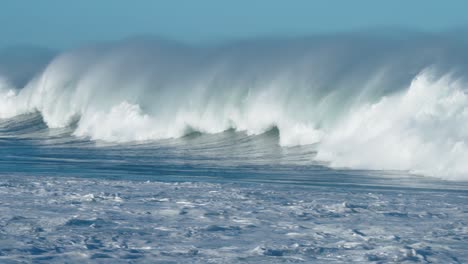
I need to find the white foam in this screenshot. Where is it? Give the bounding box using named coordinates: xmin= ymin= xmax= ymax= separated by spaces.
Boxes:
xmin=1 ymin=37 xmax=468 ymax=179
xmin=317 ymin=72 xmax=468 ymax=180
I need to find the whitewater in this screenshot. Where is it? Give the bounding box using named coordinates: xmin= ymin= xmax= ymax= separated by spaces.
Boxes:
xmin=1 ymin=33 xmax=468 ymax=263
xmin=2 ymin=34 xmax=468 ymax=180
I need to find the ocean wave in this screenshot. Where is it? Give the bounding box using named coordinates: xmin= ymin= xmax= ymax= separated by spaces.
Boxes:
xmin=1 ymin=34 xmax=468 ymax=179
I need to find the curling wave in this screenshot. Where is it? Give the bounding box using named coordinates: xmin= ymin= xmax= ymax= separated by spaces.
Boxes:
xmin=1 ymin=34 xmax=468 ymax=180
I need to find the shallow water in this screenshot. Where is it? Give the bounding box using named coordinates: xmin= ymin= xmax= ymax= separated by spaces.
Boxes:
xmin=0 ymin=114 xmax=467 ymax=263
xmin=0 ymin=175 xmax=467 ymax=263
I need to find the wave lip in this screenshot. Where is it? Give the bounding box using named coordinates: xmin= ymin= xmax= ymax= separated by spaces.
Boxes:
xmin=1 ymin=34 xmax=468 ymax=180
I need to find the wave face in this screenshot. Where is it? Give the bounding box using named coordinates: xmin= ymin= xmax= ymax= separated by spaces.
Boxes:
xmin=1 ymin=34 xmax=468 ymax=180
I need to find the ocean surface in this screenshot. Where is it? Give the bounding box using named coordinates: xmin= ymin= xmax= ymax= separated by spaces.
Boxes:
xmin=1 ymin=34 xmax=468 ymax=263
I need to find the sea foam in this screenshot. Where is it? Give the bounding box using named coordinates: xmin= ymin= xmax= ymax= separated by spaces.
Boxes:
xmin=1 ymin=34 xmax=468 ymax=179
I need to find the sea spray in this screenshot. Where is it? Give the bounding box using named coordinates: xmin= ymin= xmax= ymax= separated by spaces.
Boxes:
xmin=1 ymin=34 xmax=468 ymax=179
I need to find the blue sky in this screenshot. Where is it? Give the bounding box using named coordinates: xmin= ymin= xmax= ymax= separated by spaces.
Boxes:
xmin=1 ymin=0 xmax=468 ymax=48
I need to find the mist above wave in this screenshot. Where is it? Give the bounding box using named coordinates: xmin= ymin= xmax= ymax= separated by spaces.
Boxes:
xmin=1 ymin=34 xmax=468 ymax=180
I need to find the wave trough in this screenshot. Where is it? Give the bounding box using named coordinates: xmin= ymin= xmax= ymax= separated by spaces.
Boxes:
xmin=1 ymin=34 xmax=468 ymax=180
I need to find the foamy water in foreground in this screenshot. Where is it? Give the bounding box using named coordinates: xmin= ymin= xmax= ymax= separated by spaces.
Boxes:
xmin=0 ymin=175 xmax=466 ymax=263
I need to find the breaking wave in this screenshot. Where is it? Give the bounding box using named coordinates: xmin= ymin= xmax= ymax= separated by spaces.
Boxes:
xmin=1 ymin=34 xmax=468 ymax=180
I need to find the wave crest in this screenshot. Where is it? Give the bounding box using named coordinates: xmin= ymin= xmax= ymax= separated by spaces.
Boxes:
xmin=1 ymin=35 xmax=468 ymax=179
